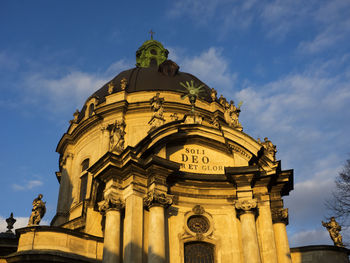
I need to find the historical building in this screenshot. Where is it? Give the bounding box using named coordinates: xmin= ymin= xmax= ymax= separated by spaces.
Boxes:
xmin=0 ymin=39 xmax=349 ymax=263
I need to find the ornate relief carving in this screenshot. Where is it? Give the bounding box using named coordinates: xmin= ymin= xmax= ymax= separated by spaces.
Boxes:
xmin=120 ymin=78 xmax=127 ymax=90
xmin=98 ymin=192 xmax=124 ymax=213
xmin=210 ymin=116 xmax=220 ymax=128
xmin=148 ymin=93 xmax=165 ymax=132
xmin=258 ymin=137 xmax=277 ymax=161
xmin=224 ymin=100 xmax=242 ymax=130
xmin=187 ymin=215 xmax=210 ymax=234
xmin=107 ymin=119 xmax=126 ymax=154
xmin=235 ymin=199 xmax=257 ymax=213
xmin=144 ymin=190 xmax=173 ymax=209
xmin=192 ymin=205 xmax=205 ymax=215
xmin=271 ymin=208 xmax=288 ymax=224
xmin=170 ymin=113 xmax=179 ymax=121
xmin=184 ymin=112 xmax=203 ymax=124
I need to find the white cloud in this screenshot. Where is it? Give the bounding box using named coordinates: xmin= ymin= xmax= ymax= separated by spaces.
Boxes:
xmin=0 ymin=216 xmax=49 ymax=233
xmin=20 ymin=59 xmax=132 ymax=115
xmin=179 ymin=47 xmax=238 ymax=92
xmin=12 ymin=180 xmax=43 ymax=191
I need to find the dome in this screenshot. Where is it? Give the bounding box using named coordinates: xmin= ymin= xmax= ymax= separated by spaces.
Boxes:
xmin=77 ymin=40 xmax=213 ymax=121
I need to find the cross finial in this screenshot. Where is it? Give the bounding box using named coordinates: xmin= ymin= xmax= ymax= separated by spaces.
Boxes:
xmin=149 ymin=30 xmax=155 ymax=40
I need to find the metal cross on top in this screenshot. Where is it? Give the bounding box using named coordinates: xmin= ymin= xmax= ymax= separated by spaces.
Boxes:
xmin=149 ymin=30 xmax=155 ymax=40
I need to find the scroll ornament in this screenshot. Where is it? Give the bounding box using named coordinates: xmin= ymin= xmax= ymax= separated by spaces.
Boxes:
xmin=235 ymin=199 xmax=257 ymax=212
xmin=98 ymin=193 xmax=124 ymax=213
xmin=271 ymin=208 xmax=289 ymax=224
xmin=144 ymin=190 xmax=173 ymax=209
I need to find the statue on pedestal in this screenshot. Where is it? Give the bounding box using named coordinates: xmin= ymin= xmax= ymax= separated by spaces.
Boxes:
xmin=322 ymin=217 xmax=344 ymax=247
xmin=28 ymin=194 xmax=46 ymax=226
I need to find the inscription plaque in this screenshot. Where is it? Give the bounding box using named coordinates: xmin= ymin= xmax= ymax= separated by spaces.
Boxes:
xmin=167 ymin=144 xmax=235 ymax=174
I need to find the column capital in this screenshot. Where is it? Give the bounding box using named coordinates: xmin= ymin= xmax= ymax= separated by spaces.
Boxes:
xmin=144 ymin=190 xmax=173 ymax=209
xmin=235 ymin=199 xmax=257 ymax=215
xmin=271 ymin=208 xmax=288 ymax=225
xmin=98 ymin=192 xmax=124 ymax=213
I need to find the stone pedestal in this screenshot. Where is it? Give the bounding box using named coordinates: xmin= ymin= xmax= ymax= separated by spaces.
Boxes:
xmin=144 ymin=190 xmax=173 ymax=263
xmin=235 ymin=199 xmax=261 ymax=263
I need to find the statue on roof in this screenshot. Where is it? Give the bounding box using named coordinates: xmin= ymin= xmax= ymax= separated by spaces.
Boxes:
xmin=322 ymin=217 xmax=344 ymax=247
xmin=224 ymin=100 xmax=242 ymax=130
xmin=259 ymin=137 xmax=277 ymax=161
xmin=28 ymin=194 xmax=46 ymax=226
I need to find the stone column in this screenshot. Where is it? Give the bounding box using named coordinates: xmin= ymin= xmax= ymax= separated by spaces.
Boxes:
xmin=144 ymin=190 xmax=173 ymax=263
xmin=99 ymin=193 xmax=124 ymax=263
xmin=257 ymin=197 xmax=278 ymax=263
xmin=272 ymin=208 xmax=291 ymax=263
xmin=123 ymin=193 xmax=144 ymax=263
xmin=235 ymin=199 xmax=261 ymax=263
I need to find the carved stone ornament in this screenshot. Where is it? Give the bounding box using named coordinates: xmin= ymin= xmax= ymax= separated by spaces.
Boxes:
xmin=148 ymin=93 xmax=165 ymax=132
xmin=98 ymin=193 xmax=124 ymax=213
xmin=322 ymin=217 xmax=344 ymax=247
xmin=192 ymin=205 xmax=205 ymax=215
xmin=108 ymin=82 xmax=114 ymax=94
xmin=143 ymin=190 xmax=173 ymax=209
xmin=211 ymin=88 xmax=217 ymax=102
xmin=187 ymin=215 xmax=210 ymax=234
xmin=107 ymin=119 xmax=126 ymax=154
xmin=271 ymin=208 xmax=289 ymax=225
xmin=235 ymin=199 xmax=257 ymax=212
xmin=259 ymin=137 xmax=277 ymax=161
xmin=5 ymin=213 xmax=16 ymax=233
xmin=184 ymin=111 xmax=203 ymax=124
xmin=210 ymin=116 xmax=220 ymax=128
xmin=120 ymin=78 xmax=127 ymax=90
xmin=219 ymin=95 xmax=227 ymax=107
xmin=224 ymin=100 xmax=242 ymax=130
xmin=28 ymin=194 xmax=46 ymax=226
xmin=69 ymin=109 xmax=80 ymax=124
xmin=170 ymin=113 xmax=179 ymax=121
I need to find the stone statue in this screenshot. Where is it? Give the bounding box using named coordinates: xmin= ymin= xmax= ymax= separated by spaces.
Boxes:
xmin=322 ymin=217 xmax=344 ymax=247
xmin=69 ymin=109 xmax=80 ymax=124
xmin=108 ymin=120 xmax=126 ymax=154
xmin=108 ymin=82 xmax=114 ymax=94
xmin=260 ymin=137 xmax=277 ymax=161
xmin=28 ymin=194 xmax=46 ymax=226
xmin=224 ymin=100 xmax=242 ymax=130
xmin=211 ymin=88 xmax=217 ymax=102
xmin=120 ymin=78 xmax=127 ymax=90
xmin=148 ymin=93 xmax=165 ymax=131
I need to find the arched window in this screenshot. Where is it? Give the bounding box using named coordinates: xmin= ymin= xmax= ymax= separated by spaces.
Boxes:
xmin=88 ymin=103 xmax=95 ymax=117
xmin=184 ymin=242 xmax=214 ymax=263
xmin=80 ymin=159 xmax=89 ymax=202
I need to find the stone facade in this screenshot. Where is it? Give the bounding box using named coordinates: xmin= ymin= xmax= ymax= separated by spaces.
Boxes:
xmin=1 ymin=39 xmax=348 ymax=263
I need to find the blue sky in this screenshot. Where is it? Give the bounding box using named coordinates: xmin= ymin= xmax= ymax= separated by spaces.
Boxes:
xmin=1 ymin=0 xmax=350 ymax=247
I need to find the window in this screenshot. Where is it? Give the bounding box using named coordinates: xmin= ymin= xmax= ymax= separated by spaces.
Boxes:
xmin=88 ymin=103 xmax=95 ymax=117
xmin=80 ymin=159 xmax=89 ymax=202
xmin=184 ymin=242 xmax=214 ymax=263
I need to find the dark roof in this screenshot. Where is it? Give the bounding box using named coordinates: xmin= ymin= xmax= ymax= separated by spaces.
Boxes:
xmin=77 ymin=61 xmax=213 ymax=122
